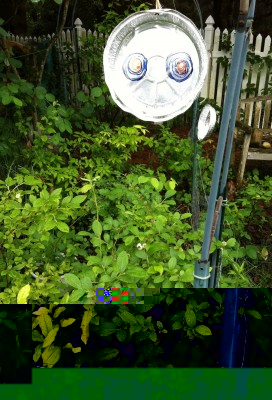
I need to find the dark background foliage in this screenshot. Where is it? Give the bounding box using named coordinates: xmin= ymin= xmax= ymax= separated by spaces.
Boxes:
xmin=1 ymin=0 xmax=272 ymax=37
xmin=32 ymin=289 xmax=272 ymax=368
xmin=0 ymin=305 xmax=32 ymax=384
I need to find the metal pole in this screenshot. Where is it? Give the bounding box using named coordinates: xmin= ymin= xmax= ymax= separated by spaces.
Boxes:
xmin=209 ymin=0 xmax=256 ymax=288
xmin=209 ymin=37 xmax=249 ymax=288
xmin=191 ymin=97 xmax=200 ymax=231
xmin=219 ymin=288 xmax=255 ymax=367
xmin=194 ymin=0 xmax=256 ymax=288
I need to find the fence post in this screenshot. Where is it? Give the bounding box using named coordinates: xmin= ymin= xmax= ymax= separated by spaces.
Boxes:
xmin=201 ymin=15 xmax=215 ymax=99
xmin=74 ymin=18 xmax=83 ymax=48
xmin=73 ymin=18 xmax=84 ymax=93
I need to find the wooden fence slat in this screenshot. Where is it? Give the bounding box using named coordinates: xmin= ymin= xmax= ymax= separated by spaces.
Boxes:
xmin=263 ymin=100 xmax=272 ymax=128
xmin=253 ymin=101 xmax=262 ymax=128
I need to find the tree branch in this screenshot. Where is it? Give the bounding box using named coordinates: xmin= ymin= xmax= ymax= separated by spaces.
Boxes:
xmin=36 ymin=0 xmax=70 ymax=86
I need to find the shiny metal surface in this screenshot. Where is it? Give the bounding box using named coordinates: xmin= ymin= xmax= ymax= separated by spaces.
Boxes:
xmin=197 ymin=104 xmax=217 ymax=140
xmin=103 ymin=9 xmax=208 ymax=122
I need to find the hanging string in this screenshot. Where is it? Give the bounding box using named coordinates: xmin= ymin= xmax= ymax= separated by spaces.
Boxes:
xmin=193 ymin=0 xmax=204 ymax=37
xmin=155 ymin=0 xmax=162 ymax=9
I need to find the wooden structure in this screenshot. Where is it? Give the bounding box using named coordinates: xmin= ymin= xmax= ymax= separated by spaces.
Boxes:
xmin=234 ymin=94 xmax=272 ymax=186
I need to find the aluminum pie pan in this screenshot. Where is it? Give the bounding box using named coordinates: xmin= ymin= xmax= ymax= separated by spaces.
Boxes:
xmin=103 ymin=8 xmax=208 ymax=122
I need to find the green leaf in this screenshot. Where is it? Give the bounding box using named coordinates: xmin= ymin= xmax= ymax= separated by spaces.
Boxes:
xmin=157 ymin=321 xmax=163 ymax=330
xmin=180 ymin=267 xmax=194 ymax=283
xmin=185 ymin=309 xmax=196 ymax=327
xmin=80 ymin=184 xmax=93 ymax=193
xmin=60 ymin=293 xmax=70 ymax=304
xmin=2 ymin=93 xmax=12 ymax=105
xmin=33 ymin=344 xmax=42 ymax=363
xmin=45 ymin=93 xmax=55 ymax=102
xmin=150 ymin=177 xmax=159 ymax=190
xmin=126 ymin=268 xmax=149 ymax=279
xmin=153 ymin=275 xmax=164 ymax=283
xmin=172 ymin=321 xmax=182 ymax=330
xmin=245 ymin=245 xmax=258 ymax=260
xmin=149 ymin=331 xmax=157 ymax=342
xmin=168 ymin=257 xmax=177 ymax=269
xmin=118 ymin=311 xmax=138 ymax=325
xmin=96 ymin=95 xmax=105 ymax=106
xmin=91 ymin=87 xmax=103 ymax=97
xmin=136 ymin=315 xmax=145 ymax=325
xmin=124 ymin=236 xmax=135 ymax=246
xmin=138 ymin=176 xmax=149 ymax=184
xmin=56 ymin=221 xmax=69 ymax=233
xmin=165 ymin=190 xmax=176 ymax=199
xmin=154 ymin=265 xmax=163 ymax=276
xmin=210 ymin=291 xmax=223 ymax=304
xmin=130 ymin=324 xmax=142 ymax=336
xmin=24 ymin=176 xmax=42 ymax=186
xmin=168 ymin=179 xmax=176 ymax=190
xmin=42 ymin=344 xmax=61 ymax=368
xmin=44 ymin=219 xmax=56 ymax=231
xmin=61 ymin=318 xmax=76 ymax=328
xmin=116 ymin=251 xmax=128 ymax=272
xmin=17 ymin=284 xmax=31 ymax=304
xmin=100 ymin=322 xmax=117 ymax=336
xmin=80 ymin=276 xmax=93 ymax=291
xmin=92 ymin=219 xmax=102 ymax=236
xmin=227 ymin=238 xmax=236 ymax=247
xmin=3 ymin=319 xmax=17 ymax=330
xmin=76 ymin=91 xmax=88 ymax=102
xmin=119 ymin=274 xmax=135 ymax=283
xmin=43 ymin=327 xmax=59 ymax=348
xmin=194 ymin=325 xmax=212 ymax=336
xmin=35 ymin=86 xmax=47 ymax=99
xmin=0 ymin=26 xmax=8 ymax=37
xmin=62 ymin=196 xmax=72 ymax=206
xmin=246 ymin=309 xmax=262 ymax=319
xmin=148 ymin=242 xmax=168 ymax=256
xmin=53 ymin=307 xmax=66 ymax=319
xmin=50 ymin=188 xmax=62 ymax=198
xmin=70 ymin=195 xmax=87 ymax=207
xmin=99 ymin=348 xmax=119 ymax=361
xmin=180 ymin=213 xmax=192 ymax=220
xmin=63 ymin=274 xmax=82 ymax=289
xmin=69 ymin=288 xmax=86 ymax=302
xmin=166 ymin=295 xmax=174 ymax=305
xmin=12 ymin=97 xmax=23 ymax=107
xmin=77 ymin=231 xmax=91 ymax=237
xmin=116 ymin=329 xmax=127 ymax=342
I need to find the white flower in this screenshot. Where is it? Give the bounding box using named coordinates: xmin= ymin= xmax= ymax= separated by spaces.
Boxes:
xmin=137 ymin=243 xmax=146 ymax=250
xmin=15 ymin=193 xmax=21 ymax=199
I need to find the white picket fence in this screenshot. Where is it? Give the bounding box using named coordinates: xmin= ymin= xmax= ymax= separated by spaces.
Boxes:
xmin=9 ymin=15 xmax=272 ymax=111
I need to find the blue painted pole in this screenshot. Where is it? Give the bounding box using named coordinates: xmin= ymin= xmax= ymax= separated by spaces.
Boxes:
xmin=194 ymin=0 xmax=256 ymax=287
xmin=209 ymin=0 xmax=256 ymax=288
xmin=209 ymin=37 xmax=249 ymax=287
xmin=219 ymin=288 xmax=255 ymax=368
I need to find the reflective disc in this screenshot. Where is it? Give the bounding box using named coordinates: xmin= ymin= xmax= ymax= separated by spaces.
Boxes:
xmin=103 ymin=8 xmax=208 ymax=122
xmin=197 ymin=105 xmax=217 ymax=140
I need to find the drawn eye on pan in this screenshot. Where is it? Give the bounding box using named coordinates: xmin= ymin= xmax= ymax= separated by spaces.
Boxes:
xmin=166 ymin=52 xmax=193 ymax=82
xmin=123 ymin=53 xmax=147 ymax=81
